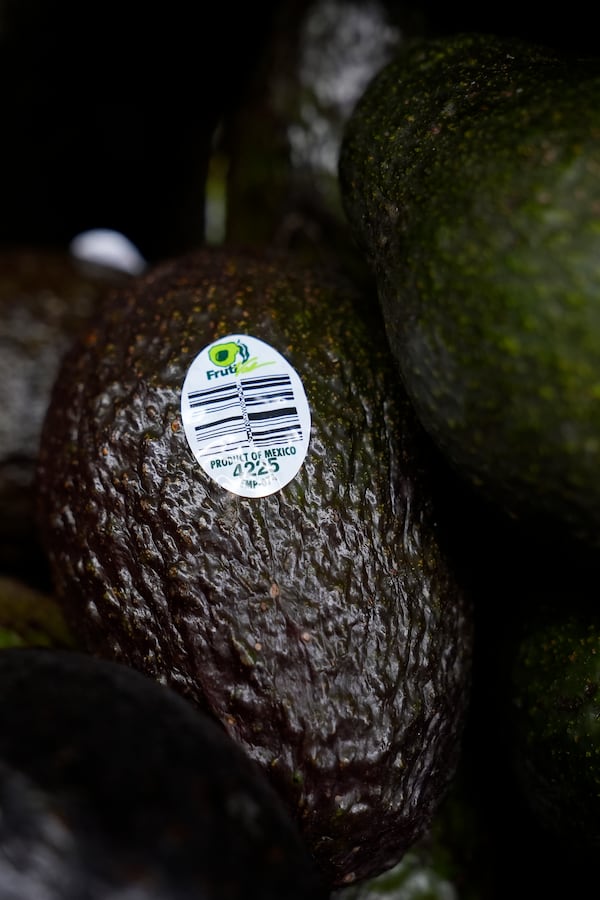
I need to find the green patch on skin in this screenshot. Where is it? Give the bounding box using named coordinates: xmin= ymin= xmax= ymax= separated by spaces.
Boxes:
xmin=338 ymin=31 xmax=600 ymax=554
xmin=0 ymin=576 xmax=76 ymax=650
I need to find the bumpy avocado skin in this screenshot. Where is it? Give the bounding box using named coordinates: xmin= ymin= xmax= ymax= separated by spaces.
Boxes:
xmin=338 ymin=33 xmax=600 ymax=553
xmin=36 ymin=246 xmax=472 ymax=887
xmin=0 ymin=646 xmax=327 ymax=899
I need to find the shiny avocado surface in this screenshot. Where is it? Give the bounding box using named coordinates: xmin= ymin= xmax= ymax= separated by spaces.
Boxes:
xmin=36 ymin=245 xmax=473 ymax=888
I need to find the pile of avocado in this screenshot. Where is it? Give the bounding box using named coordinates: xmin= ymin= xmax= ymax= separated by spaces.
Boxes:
xmin=3 ymin=2 xmax=600 ymax=897
xmin=336 ymin=22 xmax=600 ymax=898
xmin=0 ymin=646 xmax=327 ymax=899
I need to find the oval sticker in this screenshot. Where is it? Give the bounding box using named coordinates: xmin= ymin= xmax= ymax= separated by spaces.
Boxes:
xmin=181 ymin=334 xmax=311 ymax=498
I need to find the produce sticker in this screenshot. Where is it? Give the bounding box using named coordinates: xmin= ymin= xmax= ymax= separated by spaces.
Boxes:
xmin=181 ymin=334 xmax=311 ymax=498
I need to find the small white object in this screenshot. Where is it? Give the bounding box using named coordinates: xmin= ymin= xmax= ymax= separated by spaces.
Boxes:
xmin=69 ymin=229 xmax=147 ymax=275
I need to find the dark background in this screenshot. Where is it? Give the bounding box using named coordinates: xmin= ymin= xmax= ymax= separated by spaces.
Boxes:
xmin=0 ymin=1 xmax=280 ymax=261
xmin=0 ymin=1 xmax=594 ymax=264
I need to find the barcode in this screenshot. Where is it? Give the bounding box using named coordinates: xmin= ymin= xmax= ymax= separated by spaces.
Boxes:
xmin=188 ymin=374 xmax=303 ymax=457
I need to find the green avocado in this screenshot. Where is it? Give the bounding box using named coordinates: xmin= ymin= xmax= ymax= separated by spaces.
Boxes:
xmin=35 ymin=245 xmax=473 ymax=888
xmin=338 ymin=32 xmax=600 ymax=553
xmin=0 ymin=575 xmax=76 ymax=649
xmin=0 ymin=646 xmax=327 ymax=899
xmin=0 ymin=246 xmax=129 ymax=586
xmin=508 ymin=603 xmax=600 ymax=861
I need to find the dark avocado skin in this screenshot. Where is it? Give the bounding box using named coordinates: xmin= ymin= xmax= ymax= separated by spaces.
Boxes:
xmin=0 ymin=646 xmax=327 ymax=900
xmin=36 ymin=245 xmax=473 ymax=888
xmin=338 ymin=32 xmax=600 ymax=554
xmin=0 ymin=247 xmax=128 ymax=586
xmin=509 ymin=606 xmax=600 ymax=859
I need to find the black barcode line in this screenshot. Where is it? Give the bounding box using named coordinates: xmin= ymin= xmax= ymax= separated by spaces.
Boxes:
xmin=188 ymin=371 xmax=305 ymax=457
xmin=248 ymin=425 xmax=304 ymax=448
xmin=188 ymin=385 xmax=239 ymax=410
xmin=191 ymin=400 xmax=244 ymax=419
xmin=198 ymin=436 xmax=253 ymax=456
xmin=247 ymin=406 xmax=298 ymax=423
xmin=194 ymin=419 xmax=250 ymax=453
xmin=240 ymin=375 xmax=292 ymax=388
xmin=194 ymin=412 xmax=247 ymax=435
xmin=244 ymin=390 xmax=295 ymax=406
xmin=188 ymin=374 xmax=292 ymax=401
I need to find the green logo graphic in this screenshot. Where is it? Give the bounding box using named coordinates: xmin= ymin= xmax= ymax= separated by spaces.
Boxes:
xmin=208 ymin=340 xmax=250 ymax=368
xmin=207 ymin=338 xmax=275 ymax=377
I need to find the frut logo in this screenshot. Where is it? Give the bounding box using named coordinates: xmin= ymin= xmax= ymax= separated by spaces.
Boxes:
xmin=206 ymin=339 xmax=273 ymax=379
xmin=208 ymin=339 xmax=249 ymax=372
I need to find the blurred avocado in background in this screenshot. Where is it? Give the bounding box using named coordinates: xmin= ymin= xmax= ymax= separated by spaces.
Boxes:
xmin=0 ymin=247 xmax=128 ymax=588
xmin=216 ymin=0 xmax=422 ymax=257
xmin=1 ymin=0 xmax=592 ymax=267
xmin=0 ymin=574 xmax=75 ymax=649
xmin=208 ymin=0 xmax=597 ymax=278
xmin=210 ymin=0 xmax=428 ymax=297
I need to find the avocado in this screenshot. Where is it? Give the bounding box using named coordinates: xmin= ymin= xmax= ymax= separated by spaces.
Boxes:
xmin=338 ymin=32 xmax=600 ymax=554
xmin=0 ymin=246 xmax=128 ymax=587
xmin=328 ymin=719 xmax=500 ymax=900
xmin=508 ymin=602 xmax=600 ymax=862
xmin=431 ymin=484 xmax=600 ymax=898
xmin=330 ymin=772 xmax=481 ymax=900
xmin=217 ymin=0 xmax=413 ymax=280
xmin=0 ymin=645 xmax=326 ymax=899
xmin=0 ymin=575 xmax=76 ymax=648
xmin=35 ymin=245 xmax=473 ymax=888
